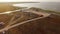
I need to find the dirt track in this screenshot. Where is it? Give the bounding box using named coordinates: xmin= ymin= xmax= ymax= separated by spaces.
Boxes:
xmin=0 ymin=9 xmax=60 ymax=34
xmin=6 ymin=14 xmax=60 ymax=34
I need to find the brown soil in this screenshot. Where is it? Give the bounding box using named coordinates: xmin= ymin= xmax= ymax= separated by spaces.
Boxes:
xmin=0 ymin=9 xmax=60 ymax=34
xmin=0 ymin=13 xmax=59 ymax=34
xmin=7 ymin=14 xmax=60 ymax=34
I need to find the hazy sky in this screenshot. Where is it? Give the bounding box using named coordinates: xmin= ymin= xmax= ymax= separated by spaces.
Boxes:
xmin=0 ymin=0 xmax=60 ymax=2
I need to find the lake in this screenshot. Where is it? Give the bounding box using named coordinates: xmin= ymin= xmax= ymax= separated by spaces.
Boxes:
xmin=13 ymin=2 xmax=60 ymax=12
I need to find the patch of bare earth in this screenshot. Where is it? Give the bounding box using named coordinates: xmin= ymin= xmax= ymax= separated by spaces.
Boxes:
xmin=0 ymin=8 xmax=60 ymax=34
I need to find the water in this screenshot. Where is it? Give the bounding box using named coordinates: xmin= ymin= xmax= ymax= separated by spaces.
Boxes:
xmin=13 ymin=2 xmax=60 ymax=12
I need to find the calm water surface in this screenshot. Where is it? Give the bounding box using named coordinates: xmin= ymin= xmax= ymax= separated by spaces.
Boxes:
xmin=13 ymin=2 xmax=60 ymax=12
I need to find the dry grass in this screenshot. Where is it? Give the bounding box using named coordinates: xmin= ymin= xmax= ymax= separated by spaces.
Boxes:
xmin=0 ymin=4 xmax=20 ymax=13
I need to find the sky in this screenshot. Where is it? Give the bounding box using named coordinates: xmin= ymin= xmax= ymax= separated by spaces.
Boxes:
xmin=0 ymin=0 xmax=60 ymax=2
